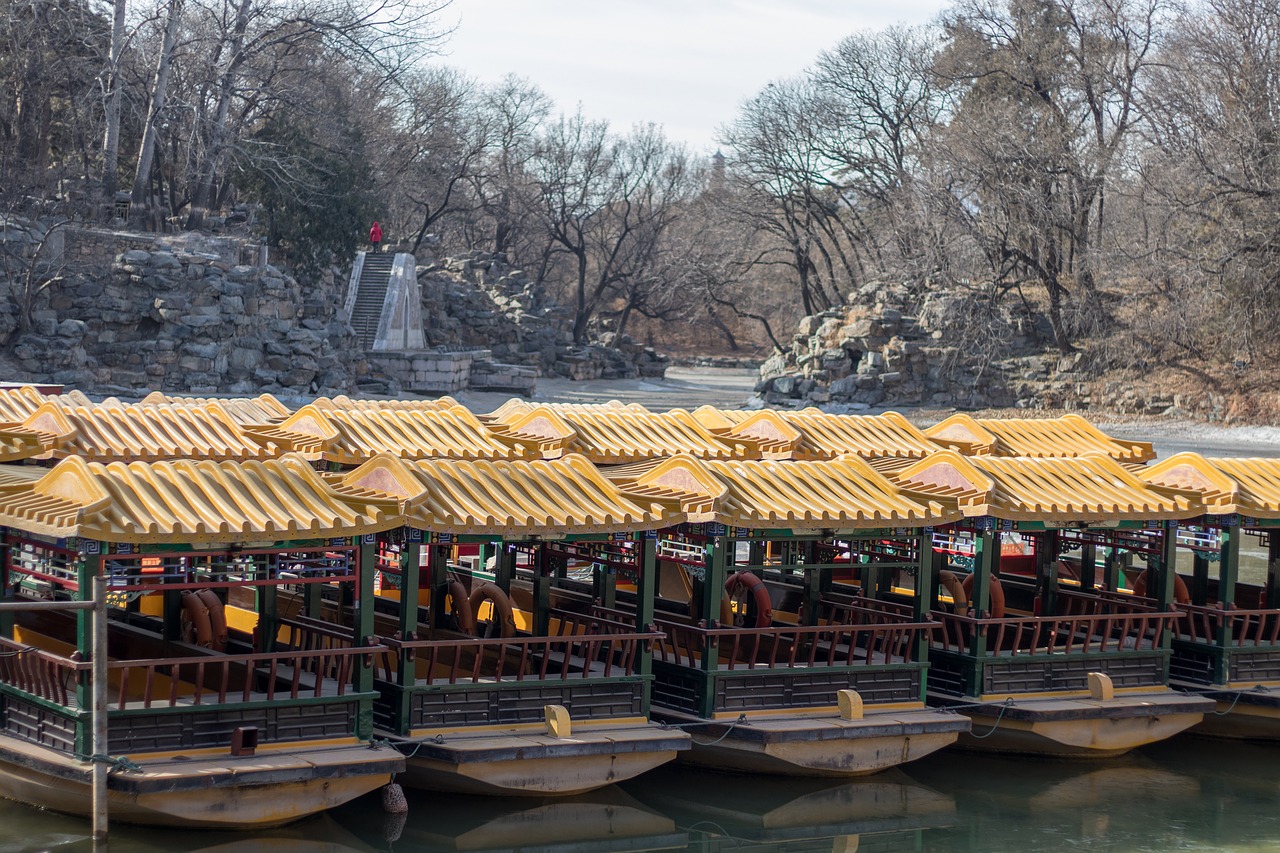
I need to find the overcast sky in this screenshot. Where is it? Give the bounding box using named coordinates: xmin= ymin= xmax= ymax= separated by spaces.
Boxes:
xmin=439 ymin=1 xmax=948 ymax=154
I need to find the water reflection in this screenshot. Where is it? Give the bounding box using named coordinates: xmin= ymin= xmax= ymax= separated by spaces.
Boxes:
xmin=623 ymin=765 xmax=956 ymax=852
xmin=330 ymin=785 xmax=685 ymax=852
xmin=5 ymin=736 xmax=1280 ymax=852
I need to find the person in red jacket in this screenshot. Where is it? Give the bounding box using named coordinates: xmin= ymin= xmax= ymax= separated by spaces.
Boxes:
xmin=369 ymin=221 xmax=383 ymax=252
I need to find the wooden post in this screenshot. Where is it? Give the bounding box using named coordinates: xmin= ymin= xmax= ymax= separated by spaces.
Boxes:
xmin=1213 ymin=525 xmax=1241 ymax=683
xmin=92 ymin=575 xmax=109 ymax=842
xmin=428 ymin=542 xmax=449 ymax=630
xmin=355 ymin=537 xmax=376 ymax=740
xmin=1040 ymin=531 xmax=1060 ymax=618
xmin=532 ymin=543 xmax=551 ymax=637
xmin=913 ymin=530 xmax=934 ymax=698
xmin=495 ymin=544 xmax=516 ymax=594
xmin=636 ymin=536 xmax=657 ymax=714
xmin=698 ymin=535 xmax=729 ymax=718
xmin=399 ymin=533 xmax=421 ymax=642
xmin=1079 ymin=541 xmax=1097 ymax=593
xmin=965 ymin=528 xmax=996 ymax=696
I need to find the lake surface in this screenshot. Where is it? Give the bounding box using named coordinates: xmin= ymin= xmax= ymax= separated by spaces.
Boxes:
xmin=5 ymin=732 xmax=1280 ymax=853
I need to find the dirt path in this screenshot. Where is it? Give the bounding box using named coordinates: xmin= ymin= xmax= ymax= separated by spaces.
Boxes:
xmin=452 ymin=366 xmax=1280 ymax=460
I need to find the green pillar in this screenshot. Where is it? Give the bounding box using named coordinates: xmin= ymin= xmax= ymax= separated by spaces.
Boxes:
xmin=965 ymin=528 xmax=997 ymax=697
xmin=532 ymin=543 xmax=551 ymax=637
xmin=0 ymin=532 xmax=12 ymax=639
xmin=257 ymin=577 xmax=277 ymax=654
xmin=698 ymin=535 xmax=729 ymax=718
xmin=1214 ymin=526 xmax=1241 ymax=682
xmin=355 ymin=538 xmax=376 ymax=739
xmin=636 ymin=537 xmax=657 ymax=713
xmin=495 ymin=544 xmax=516 ymax=594
xmin=76 ymin=548 xmax=105 ymax=756
xmin=1079 ymin=541 xmax=1097 ymax=593
xmin=1153 ymin=523 xmax=1179 ymax=611
xmin=427 ymin=543 xmax=450 ymax=630
xmin=1040 ymin=531 xmax=1060 ymax=618
xmin=913 ymin=530 xmax=934 ymax=699
xmin=804 ymin=558 xmax=822 ymax=627
xmin=400 ymin=534 xmax=422 ymax=640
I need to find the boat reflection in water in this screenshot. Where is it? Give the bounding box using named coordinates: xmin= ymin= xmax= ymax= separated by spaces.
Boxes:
xmin=331 ymin=785 xmax=686 ymax=853
xmin=624 ymin=764 xmax=956 ymax=852
xmin=906 ymin=747 xmax=1208 ymax=849
xmin=0 ymin=799 xmax=374 ymax=853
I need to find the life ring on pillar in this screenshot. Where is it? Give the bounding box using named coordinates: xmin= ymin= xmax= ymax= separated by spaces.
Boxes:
xmin=938 ymin=570 xmax=968 ymax=613
xmin=181 ymin=590 xmax=215 ymax=648
xmin=724 ymin=572 xmax=773 ymax=628
xmin=442 ymin=580 xmax=476 ymax=633
xmin=196 ymin=589 xmax=228 ymax=651
xmin=961 ymin=573 xmax=1006 ymax=619
xmin=467 ymin=582 xmax=516 ymax=638
xmin=1132 ymin=570 xmax=1191 ymax=604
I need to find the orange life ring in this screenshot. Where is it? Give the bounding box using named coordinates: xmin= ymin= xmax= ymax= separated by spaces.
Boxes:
xmin=467 ymin=582 xmax=516 ymax=638
xmin=938 ymin=570 xmax=968 ymax=612
xmin=724 ymin=571 xmax=773 ymax=628
xmin=442 ymin=580 xmax=476 ymax=633
xmin=1132 ymin=570 xmax=1191 ymax=604
xmin=961 ymin=572 xmax=1006 ymax=619
xmin=181 ymin=591 xmax=214 ymax=647
xmin=196 ymin=589 xmax=228 ymax=651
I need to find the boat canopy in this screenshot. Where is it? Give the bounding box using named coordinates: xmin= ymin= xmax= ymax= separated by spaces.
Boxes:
xmin=0 ymin=453 xmax=401 ymax=543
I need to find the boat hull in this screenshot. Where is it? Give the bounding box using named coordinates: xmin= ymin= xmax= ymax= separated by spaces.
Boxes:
xmin=393 ymin=720 xmax=688 ymax=796
xmin=0 ymin=737 xmax=402 ymax=828
xmin=1181 ymin=684 xmax=1280 ymax=740
xmin=658 ymin=707 xmax=968 ymax=777
xmin=938 ymin=691 xmax=1213 ymax=757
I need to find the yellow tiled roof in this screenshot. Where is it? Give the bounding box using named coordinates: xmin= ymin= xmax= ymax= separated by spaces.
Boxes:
xmin=484 ymin=399 xmax=650 ymax=421
xmin=313 ymin=395 xmax=461 ymax=412
xmin=338 ymin=453 xmax=677 ymax=536
xmin=0 ymin=386 xmax=50 ymax=423
xmin=21 ymin=401 xmax=276 ymax=463
xmin=0 ymin=454 xmax=402 ymax=544
xmin=244 ymin=405 xmax=538 ymax=465
xmin=139 ymin=392 xmax=292 ymax=424
xmin=1139 ymin=453 xmax=1280 ymax=518
xmin=693 ymin=407 xmax=939 ymax=460
xmin=548 ymin=409 xmax=754 ymax=464
xmin=0 ymin=464 xmax=50 ymax=487
xmin=890 ymin=450 xmax=1191 ymax=521
xmin=924 ymin=414 xmax=1156 ymax=461
xmin=604 ymin=455 xmax=957 ymax=530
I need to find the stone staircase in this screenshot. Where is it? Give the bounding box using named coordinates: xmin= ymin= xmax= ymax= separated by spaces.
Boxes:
xmin=349 ymin=253 xmax=395 ymax=350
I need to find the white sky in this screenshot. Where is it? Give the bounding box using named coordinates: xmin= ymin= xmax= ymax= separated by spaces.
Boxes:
xmin=438 ymin=0 xmax=949 ymax=155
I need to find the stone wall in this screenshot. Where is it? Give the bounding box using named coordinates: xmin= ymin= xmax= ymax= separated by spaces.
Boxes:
xmin=6 ymin=226 xmax=358 ymax=397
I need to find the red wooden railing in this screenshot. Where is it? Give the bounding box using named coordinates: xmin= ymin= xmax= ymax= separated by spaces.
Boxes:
xmin=930 ymin=609 xmax=1176 ymax=657
xmin=0 ymin=636 xmax=378 ymax=711
xmin=652 ymin=617 xmax=933 ymax=670
xmin=1173 ymin=603 xmax=1280 ymax=647
xmin=376 ymin=628 xmax=662 ymax=685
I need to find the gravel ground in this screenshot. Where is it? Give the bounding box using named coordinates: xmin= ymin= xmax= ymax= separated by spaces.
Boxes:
xmin=451 ymin=366 xmax=1280 ymax=460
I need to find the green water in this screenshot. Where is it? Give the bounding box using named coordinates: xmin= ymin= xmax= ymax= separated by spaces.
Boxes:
xmin=4 ymin=733 xmax=1280 ymax=852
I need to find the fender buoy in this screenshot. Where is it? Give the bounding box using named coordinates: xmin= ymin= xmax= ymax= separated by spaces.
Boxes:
xmin=196 ymin=588 xmax=228 ymax=651
xmin=467 ymin=582 xmax=516 ymax=638
xmin=961 ymin=572 xmax=1006 ymax=619
xmin=443 ymin=580 xmax=476 ymax=633
xmin=938 ymin=570 xmax=968 ymax=612
xmin=725 ymin=571 xmax=773 ymax=628
xmin=1132 ymin=570 xmax=1191 ymax=604
xmin=181 ymin=591 xmax=214 ymax=647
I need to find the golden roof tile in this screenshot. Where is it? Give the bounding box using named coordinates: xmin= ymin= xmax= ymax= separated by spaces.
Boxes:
xmin=1139 ymin=453 xmax=1280 ymax=518
xmin=245 ymin=405 xmax=538 ymax=465
xmin=0 ymin=454 xmax=402 ymax=544
xmin=892 ymin=451 xmax=1191 ymax=522
xmin=138 ymin=392 xmax=292 ymax=424
xmin=0 ymin=386 xmax=49 ymax=423
xmin=313 ymin=395 xmax=461 ymax=412
xmin=604 ymin=454 xmax=956 ymax=530
xmin=924 ymin=414 xmax=1156 ymax=461
xmin=338 ymin=453 xmax=678 ymax=536
xmin=21 ymin=401 xmax=275 ymax=463
xmin=691 ymin=407 xmax=939 ymax=460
